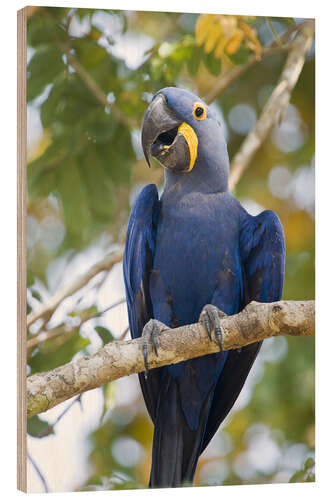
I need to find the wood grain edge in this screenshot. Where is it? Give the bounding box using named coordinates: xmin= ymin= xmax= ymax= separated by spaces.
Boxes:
xmin=17 ymin=6 xmax=27 ymax=493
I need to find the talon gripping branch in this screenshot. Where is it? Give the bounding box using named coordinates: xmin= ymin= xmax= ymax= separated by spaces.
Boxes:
xmin=123 ymin=87 xmax=285 ymax=488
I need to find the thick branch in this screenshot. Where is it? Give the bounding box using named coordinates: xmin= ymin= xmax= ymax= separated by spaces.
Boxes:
xmin=27 ymin=249 xmax=123 ymax=328
xmin=27 ymin=300 xmax=314 ymax=418
xmin=228 ymin=20 xmax=314 ymax=190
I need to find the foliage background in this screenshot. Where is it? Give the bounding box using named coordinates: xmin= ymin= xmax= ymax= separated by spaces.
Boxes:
xmin=26 ymin=7 xmax=315 ymax=492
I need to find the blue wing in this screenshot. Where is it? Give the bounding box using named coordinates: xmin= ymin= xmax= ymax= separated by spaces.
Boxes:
xmin=123 ymin=184 xmax=161 ymax=422
xmin=200 ymin=209 xmax=285 ymax=451
xmin=239 ymin=210 xmax=285 ymax=302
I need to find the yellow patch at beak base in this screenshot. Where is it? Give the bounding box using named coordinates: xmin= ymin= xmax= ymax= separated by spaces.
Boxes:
xmin=177 ymin=122 xmax=198 ymax=172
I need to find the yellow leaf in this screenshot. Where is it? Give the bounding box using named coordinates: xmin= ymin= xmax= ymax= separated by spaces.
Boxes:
xmin=214 ymin=36 xmax=227 ymax=58
xmin=196 ymin=14 xmax=261 ymax=60
xmin=195 ymin=14 xmax=216 ymax=46
xmin=204 ymin=21 xmax=223 ymax=54
xmin=225 ymin=30 xmax=244 ymax=55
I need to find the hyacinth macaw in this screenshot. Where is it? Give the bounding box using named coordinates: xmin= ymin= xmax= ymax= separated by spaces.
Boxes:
xmin=123 ymin=87 xmax=285 ymax=488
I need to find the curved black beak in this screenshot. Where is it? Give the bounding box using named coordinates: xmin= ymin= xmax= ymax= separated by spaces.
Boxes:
xmin=141 ymin=93 xmax=182 ymax=167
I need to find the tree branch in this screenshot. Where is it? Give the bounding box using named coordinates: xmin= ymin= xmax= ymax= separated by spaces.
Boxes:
xmin=27 ymin=300 xmax=314 ymax=418
xmin=27 ymin=249 xmax=123 ymax=328
xmin=228 ymin=20 xmax=314 ymax=190
xmin=266 ymin=17 xmax=283 ymax=46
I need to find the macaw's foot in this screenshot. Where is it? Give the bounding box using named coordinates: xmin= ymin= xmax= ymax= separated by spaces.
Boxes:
xmin=141 ymin=319 xmax=168 ymax=378
xmin=199 ymin=304 xmax=227 ymax=353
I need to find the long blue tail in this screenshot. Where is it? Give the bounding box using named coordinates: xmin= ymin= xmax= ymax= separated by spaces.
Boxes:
xmin=149 ymin=374 xmax=212 ymax=487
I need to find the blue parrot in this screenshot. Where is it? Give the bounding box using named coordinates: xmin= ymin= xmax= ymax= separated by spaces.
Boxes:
xmin=123 ymin=87 xmax=285 ymax=487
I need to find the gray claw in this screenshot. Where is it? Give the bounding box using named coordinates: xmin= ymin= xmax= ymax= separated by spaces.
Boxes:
xmin=199 ymin=305 xmax=227 ymax=353
xmin=200 ymin=310 xmax=212 ymax=340
xmin=141 ymin=319 xmax=167 ymax=378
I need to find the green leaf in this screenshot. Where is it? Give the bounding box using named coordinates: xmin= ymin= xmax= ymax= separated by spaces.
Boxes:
xmin=79 ymin=146 xmax=115 ymax=222
xmin=202 ymin=50 xmax=221 ymax=76
xmin=76 ymin=8 xmax=97 ymax=20
xmin=187 ymin=47 xmax=201 ymax=77
xmin=40 ymin=73 xmax=97 ymax=129
xmin=289 ymin=470 xmax=304 ymax=483
xmin=72 ymin=38 xmax=108 ymax=69
xmin=164 ymin=58 xmax=183 ymax=83
xmin=289 ymin=456 xmax=315 ymax=483
xmin=84 ymin=110 xmax=116 ymax=144
xmin=28 ymin=136 xmax=71 ymax=201
xmin=100 ymin=381 xmax=116 ymax=422
xmin=73 ymin=305 xmax=98 ymax=319
xmin=228 ymin=44 xmax=252 ymax=65
xmin=27 ymin=44 xmax=66 ymax=101
xmin=31 ymin=289 xmax=42 ymax=302
xmin=282 ymin=17 xmax=297 ymax=26
xmin=56 ymin=158 xmax=93 ymax=241
xmin=304 ymin=457 xmax=315 ymax=469
xmin=96 ymin=128 xmax=133 ymax=185
xmin=29 ymin=330 xmax=90 ymax=374
xmin=171 ymin=43 xmax=191 ymax=63
xmin=95 ymin=326 xmax=114 ymax=344
xmin=27 ymin=415 xmax=54 ymax=438
xmin=27 ymin=9 xmax=67 ymax=47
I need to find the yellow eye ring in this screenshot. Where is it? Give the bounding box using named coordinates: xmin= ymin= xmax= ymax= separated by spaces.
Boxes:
xmin=193 ymin=102 xmax=207 ymax=121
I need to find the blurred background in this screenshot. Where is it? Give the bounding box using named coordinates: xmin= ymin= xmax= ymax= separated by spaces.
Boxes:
xmin=26 ymin=7 xmax=315 ymax=492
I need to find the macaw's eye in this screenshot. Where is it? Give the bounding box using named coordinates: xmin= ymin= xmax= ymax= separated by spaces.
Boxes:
xmin=193 ymin=102 xmax=207 ymax=121
xmin=195 ymin=107 xmax=204 ymax=117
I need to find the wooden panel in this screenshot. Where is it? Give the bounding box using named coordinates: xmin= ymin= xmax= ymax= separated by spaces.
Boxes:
xmin=17 ymin=6 xmax=27 ymax=493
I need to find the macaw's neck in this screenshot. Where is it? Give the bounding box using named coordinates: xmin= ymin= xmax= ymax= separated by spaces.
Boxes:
xmin=163 ymin=148 xmax=230 ymax=196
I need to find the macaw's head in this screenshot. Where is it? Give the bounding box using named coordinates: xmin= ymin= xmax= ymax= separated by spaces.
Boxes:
xmin=141 ymin=87 xmax=229 ymax=192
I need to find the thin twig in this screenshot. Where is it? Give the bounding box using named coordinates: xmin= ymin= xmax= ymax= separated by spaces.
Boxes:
xmin=27 ymin=298 xmax=126 ymax=350
xmin=53 ymin=395 xmax=82 ymax=426
xmin=27 ymin=324 xmax=72 ymax=351
xmin=27 ymin=249 xmax=123 ymax=328
xmin=266 ymin=17 xmax=282 ymax=46
xmin=98 ymin=298 xmax=126 ymax=315
xmin=32 ymin=396 xmax=82 ymax=439
xmin=119 ymin=325 xmax=130 ymax=340
xmin=27 ymin=300 xmax=314 ymax=418
xmin=228 ymin=20 xmax=314 ymax=190
xmin=27 ymin=451 xmax=49 ymax=493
